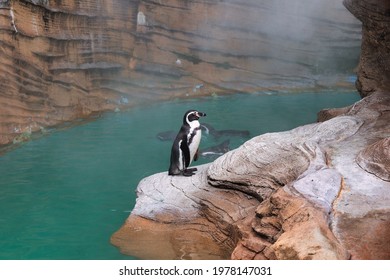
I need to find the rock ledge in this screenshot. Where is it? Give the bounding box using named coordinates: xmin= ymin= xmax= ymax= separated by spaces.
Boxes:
xmin=111 ymin=91 xmax=390 ymax=260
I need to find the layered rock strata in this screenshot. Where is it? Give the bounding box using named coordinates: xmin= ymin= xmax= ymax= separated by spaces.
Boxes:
xmin=0 ymin=0 xmax=137 ymax=146
xmin=0 ymin=0 xmax=360 ymax=146
xmin=111 ymin=91 xmax=390 ymax=259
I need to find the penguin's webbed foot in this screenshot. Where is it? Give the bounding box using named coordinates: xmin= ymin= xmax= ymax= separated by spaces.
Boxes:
xmin=182 ymin=168 xmax=197 ymax=176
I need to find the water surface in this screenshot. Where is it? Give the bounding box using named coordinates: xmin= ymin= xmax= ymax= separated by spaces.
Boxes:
xmin=0 ymin=91 xmax=360 ymax=259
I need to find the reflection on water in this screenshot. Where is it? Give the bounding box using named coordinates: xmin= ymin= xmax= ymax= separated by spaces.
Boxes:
xmin=112 ymin=216 xmax=232 ymax=260
xmin=0 ymin=91 xmax=360 ymax=259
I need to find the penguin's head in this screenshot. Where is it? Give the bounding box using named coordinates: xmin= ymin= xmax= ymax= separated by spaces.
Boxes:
xmin=183 ymin=110 xmax=206 ymax=125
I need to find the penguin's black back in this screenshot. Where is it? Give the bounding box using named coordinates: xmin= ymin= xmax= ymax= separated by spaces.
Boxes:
xmin=168 ymin=124 xmax=190 ymax=175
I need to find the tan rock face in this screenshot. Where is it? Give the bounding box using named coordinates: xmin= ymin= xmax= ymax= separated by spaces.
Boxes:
xmin=268 ymin=189 xmax=349 ymax=260
xmin=235 ymin=187 xmax=350 ymax=260
xmin=344 ymin=0 xmax=390 ymax=97
xmin=0 ymin=0 xmax=360 ymax=146
xmin=0 ymin=0 xmax=137 ymax=145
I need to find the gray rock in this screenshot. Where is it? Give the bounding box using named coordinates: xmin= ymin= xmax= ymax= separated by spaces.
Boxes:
xmin=207 ymin=116 xmax=363 ymax=201
xmin=356 ymin=137 xmax=390 ymax=182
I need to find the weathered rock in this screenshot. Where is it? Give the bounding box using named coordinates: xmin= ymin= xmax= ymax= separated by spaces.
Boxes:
xmin=343 ymin=0 xmax=390 ymax=97
xmin=111 ymin=164 xmax=259 ymax=259
xmin=0 ymin=0 xmax=138 ymax=146
xmin=356 ymin=137 xmax=390 ymax=181
xmin=207 ymin=116 xmax=362 ymax=200
xmin=333 ymin=210 xmax=390 ymax=260
xmin=326 ymin=93 xmax=390 ymax=260
xmin=112 ymin=91 xmax=390 ymax=260
xmin=269 ymin=188 xmax=350 ymax=260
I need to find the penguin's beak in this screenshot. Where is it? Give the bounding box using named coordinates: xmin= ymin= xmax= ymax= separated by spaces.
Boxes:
xmin=197 ymin=112 xmax=206 ymax=117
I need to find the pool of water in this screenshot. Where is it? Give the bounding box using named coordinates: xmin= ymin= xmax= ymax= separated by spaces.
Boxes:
xmin=0 ymin=90 xmax=360 ymax=259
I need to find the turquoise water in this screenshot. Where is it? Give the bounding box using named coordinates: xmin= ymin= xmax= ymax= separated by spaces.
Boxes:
xmin=0 ymin=91 xmax=360 ymax=260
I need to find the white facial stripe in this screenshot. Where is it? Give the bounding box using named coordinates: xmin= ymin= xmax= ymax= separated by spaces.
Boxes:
xmin=186 ymin=111 xmax=197 ymax=124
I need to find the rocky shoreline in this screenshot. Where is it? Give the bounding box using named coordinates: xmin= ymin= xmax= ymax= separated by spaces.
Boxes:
xmin=111 ymin=91 xmax=390 ymax=259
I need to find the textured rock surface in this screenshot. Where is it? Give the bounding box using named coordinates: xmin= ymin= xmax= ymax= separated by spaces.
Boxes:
xmin=207 ymin=116 xmax=362 ymax=200
xmin=356 ymin=138 xmax=390 ymax=182
xmin=344 ymin=0 xmax=390 ymax=97
xmin=0 ymin=0 xmax=137 ymax=146
xmin=0 ymin=0 xmax=360 ymax=146
xmin=111 ymin=91 xmax=390 ymax=259
xmin=111 ymin=164 xmax=258 ymax=259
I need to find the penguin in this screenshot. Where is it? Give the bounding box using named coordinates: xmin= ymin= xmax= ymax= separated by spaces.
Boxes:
xmin=168 ymin=110 xmax=206 ymax=176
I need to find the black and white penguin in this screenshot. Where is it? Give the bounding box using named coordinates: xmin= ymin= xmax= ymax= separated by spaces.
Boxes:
xmin=168 ymin=110 xmax=206 ymax=176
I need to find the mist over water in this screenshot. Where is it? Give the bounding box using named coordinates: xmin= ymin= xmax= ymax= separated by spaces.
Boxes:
xmin=194 ymin=0 xmax=361 ymax=78
xmin=0 ymin=91 xmax=359 ymax=259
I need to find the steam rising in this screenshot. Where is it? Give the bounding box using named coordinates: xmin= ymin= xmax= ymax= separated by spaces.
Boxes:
xmin=136 ymin=0 xmax=362 ymax=91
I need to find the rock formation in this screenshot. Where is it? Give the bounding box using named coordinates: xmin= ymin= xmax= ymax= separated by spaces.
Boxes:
xmin=0 ymin=0 xmax=360 ymax=146
xmin=356 ymin=138 xmax=390 ymax=182
xmin=0 ymin=0 xmax=137 ymax=146
xmin=1 ymin=0 xmax=387 ymax=261
xmin=111 ymin=0 xmax=390 ymax=259
xmin=111 ymin=90 xmax=390 ymax=260
xmin=344 ymin=0 xmax=390 ymax=97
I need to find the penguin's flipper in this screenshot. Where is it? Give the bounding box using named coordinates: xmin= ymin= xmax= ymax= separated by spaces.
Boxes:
xmin=180 ymin=136 xmax=191 ymax=167
xmin=194 ymin=149 xmax=199 ymax=161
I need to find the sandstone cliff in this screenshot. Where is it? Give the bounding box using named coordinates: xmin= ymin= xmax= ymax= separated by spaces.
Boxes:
xmin=0 ymin=0 xmax=360 ymax=146
xmin=111 ymin=0 xmax=390 ymax=259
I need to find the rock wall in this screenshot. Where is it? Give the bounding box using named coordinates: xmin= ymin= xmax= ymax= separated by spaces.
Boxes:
xmin=0 ymin=0 xmax=137 ymax=146
xmin=133 ymin=0 xmax=360 ymax=93
xmin=0 ymin=0 xmax=360 ymax=146
xmin=344 ymin=0 xmax=390 ymax=97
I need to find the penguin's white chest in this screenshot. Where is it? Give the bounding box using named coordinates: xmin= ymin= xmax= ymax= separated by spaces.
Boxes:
xmin=188 ymin=122 xmax=201 ymax=163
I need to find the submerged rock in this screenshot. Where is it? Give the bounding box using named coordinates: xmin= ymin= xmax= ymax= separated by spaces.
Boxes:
xmin=111 ymin=91 xmax=390 ymax=260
